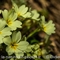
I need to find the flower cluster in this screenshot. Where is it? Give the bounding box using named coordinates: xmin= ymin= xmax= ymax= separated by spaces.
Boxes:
xmin=0 ymin=1 xmax=55 ymax=60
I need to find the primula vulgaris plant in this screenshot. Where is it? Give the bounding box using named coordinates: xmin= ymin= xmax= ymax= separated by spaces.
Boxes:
xmin=0 ymin=0 xmax=55 ymax=60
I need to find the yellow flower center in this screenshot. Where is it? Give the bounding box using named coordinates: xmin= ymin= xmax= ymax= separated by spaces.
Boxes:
xmin=7 ymin=20 xmax=12 ymax=25
xmin=18 ymin=13 xmax=20 ymax=17
xmin=43 ymin=25 xmax=46 ymax=31
xmin=0 ymin=31 xmax=2 ymax=34
xmin=11 ymin=42 xmax=18 ymax=50
xmin=44 ymin=27 xmax=46 ymax=31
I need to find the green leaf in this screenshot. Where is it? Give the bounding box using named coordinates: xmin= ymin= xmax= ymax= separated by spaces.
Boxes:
xmin=31 ymin=39 xmax=39 ymax=44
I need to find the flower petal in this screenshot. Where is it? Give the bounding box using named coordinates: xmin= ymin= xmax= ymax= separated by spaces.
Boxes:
xmin=18 ymin=5 xmax=25 ymax=13
xmin=13 ymin=21 xmax=22 ymax=28
xmin=32 ymin=10 xmax=39 ymax=20
xmin=12 ymin=31 xmax=21 ymax=43
xmin=23 ymin=12 xmax=31 ymax=18
xmin=2 ymin=27 xmax=12 ymax=37
xmin=15 ymin=31 xmax=21 ymax=42
xmin=21 ymin=7 xmax=28 ymax=15
xmin=8 ymin=13 xmax=17 ymax=21
xmin=0 ymin=20 xmax=6 ymax=30
xmin=19 ymin=5 xmax=28 ymax=15
xmin=12 ymin=2 xmax=18 ymax=12
xmin=15 ymin=52 xmax=24 ymax=59
xmin=0 ymin=36 xmax=3 ymax=44
xmin=41 ymin=16 xmax=45 ymax=24
xmin=2 ymin=10 xmax=8 ymax=20
xmin=8 ymin=21 xmax=22 ymax=30
xmin=18 ymin=41 xmax=29 ymax=51
xmin=12 ymin=31 xmax=16 ymax=41
xmin=3 ymin=37 xmax=11 ymax=45
xmin=6 ymin=46 xmax=14 ymax=55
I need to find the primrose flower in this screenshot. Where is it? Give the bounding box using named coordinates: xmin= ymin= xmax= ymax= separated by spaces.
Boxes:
xmin=41 ymin=16 xmax=55 ymax=35
xmin=31 ymin=10 xmax=40 ymax=21
xmin=2 ymin=10 xmax=22 ymax=30
xmin=3 ymin=31 xmax=29 ymax=58
xmin=0 ymin=20 xmax=11 ymax=44
xmin=13 ymin=3 xmax=31 ymax=18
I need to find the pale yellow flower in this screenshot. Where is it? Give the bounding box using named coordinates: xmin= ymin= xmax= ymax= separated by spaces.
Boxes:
xmin=2 ymin=10 xmax=22 ymax=31
xmin=41 ymin=16 xmax=55 ymax=35
xmin=3 ymin=31 xmax=29 ymax=58
xmin=13 ymin=3 xmax=31 ymax=18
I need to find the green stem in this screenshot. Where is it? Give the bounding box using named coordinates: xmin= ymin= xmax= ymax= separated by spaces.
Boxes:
xmin=27 ymin=28 xmax=40 ymax=39
xmin=45 ymin=35 xmax=49 ymax=43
